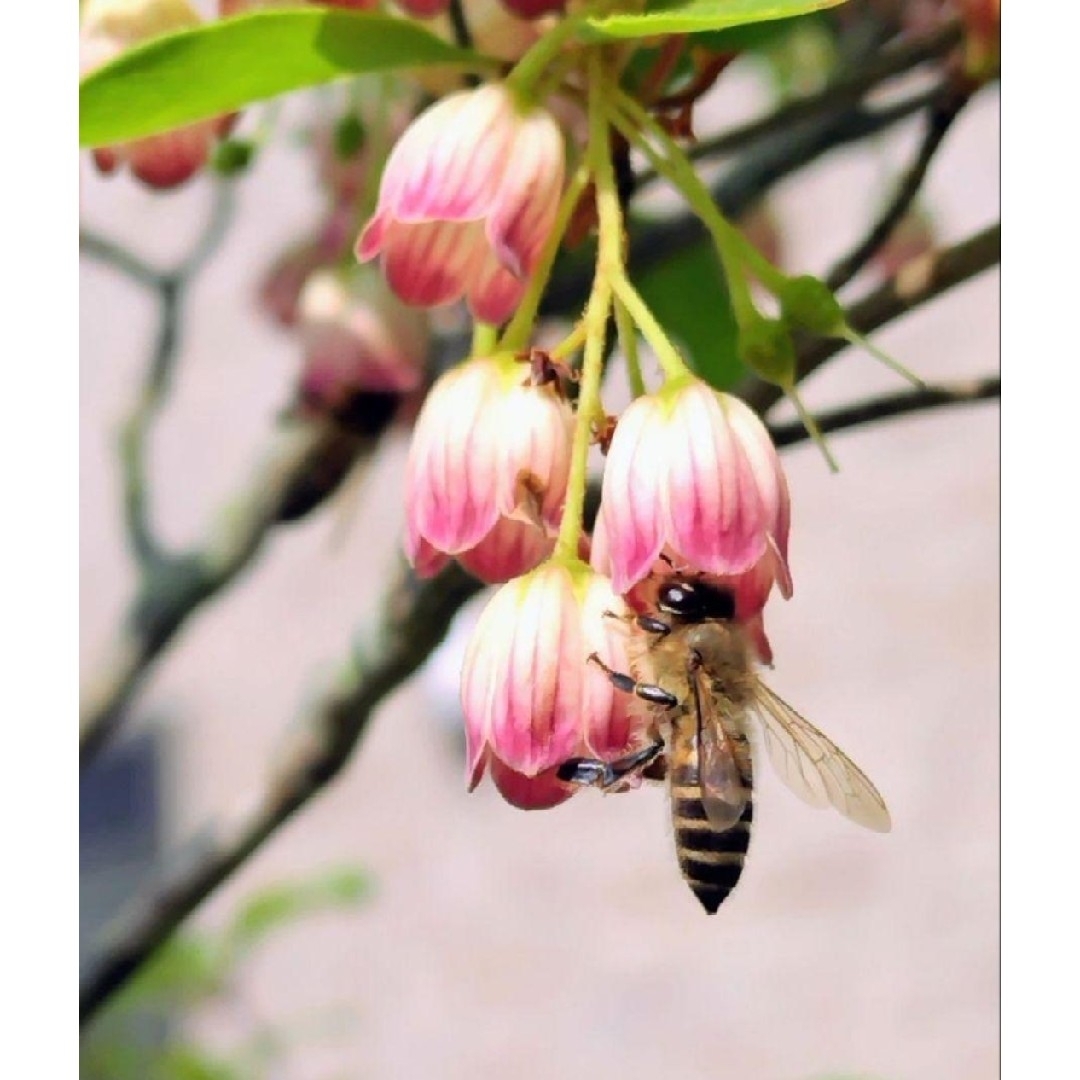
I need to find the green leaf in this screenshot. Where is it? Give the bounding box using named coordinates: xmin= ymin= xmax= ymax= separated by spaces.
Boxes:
xmin=692 ymin=8 xmax=831 ymax=51
xmin=636 ymin=232 xmax=744 ymax=391
xmin=226 ymin=866 xmax=372 ymax=953
xmin=80 ymin=9 xmax=489 ymax=148
xmin=584 ymin=0 xmax=848 ymax=40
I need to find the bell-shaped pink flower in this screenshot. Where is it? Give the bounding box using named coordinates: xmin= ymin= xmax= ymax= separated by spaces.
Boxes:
xmin=594 ymin=378 xmax=792 ymax=607
xmin=357 ymin=83 xmax=565 ymax=324
xmin=82 ymin=1 xmax=234 ymax=189
xmin=405 ymin=356 xmax=572 ymax=582
xmin=461 ymin=563 xmax=639 ymax=809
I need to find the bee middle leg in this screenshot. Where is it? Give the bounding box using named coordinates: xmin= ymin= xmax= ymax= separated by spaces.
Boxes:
xmin=557 ymin=740 xmax=666 ymax=789
xmin=587 ymin=652 xmax=678 ymax=709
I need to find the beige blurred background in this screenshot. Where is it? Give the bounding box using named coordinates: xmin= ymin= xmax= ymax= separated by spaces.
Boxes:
xmin=80 ymin=61 xmax=999 ymax=1080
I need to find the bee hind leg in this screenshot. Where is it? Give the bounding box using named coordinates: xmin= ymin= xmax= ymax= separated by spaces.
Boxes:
xmin=587 ymin=652 xmax=678 ymax=708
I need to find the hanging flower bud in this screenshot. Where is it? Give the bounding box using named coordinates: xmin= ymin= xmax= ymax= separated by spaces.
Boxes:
xmin=357 ymin=82 xmax=566 ymax=324
xmin=295 ymin=269 xmax=429 ymax=432
xmin=594 ymin=378 xmax=792 ymax=611
xmin=461 ymin=563 xmax=638 ymax=809
xmin=405 ymin=356 xmax=572 ymax=583
xmin=82 ymin=0 xmax=235 ymax=189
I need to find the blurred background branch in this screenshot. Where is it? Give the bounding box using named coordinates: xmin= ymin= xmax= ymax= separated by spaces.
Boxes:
xmin=769 ymin=375 xmax=1000 ymax=448
xmin=81 ymin=560 xmax=482 ymax=1026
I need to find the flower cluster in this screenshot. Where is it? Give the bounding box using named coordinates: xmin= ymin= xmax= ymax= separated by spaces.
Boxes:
xmin=345 ymin=69 xmax=795 ymax=808
xmin=80 ymin=4 xmax=916 ymax=815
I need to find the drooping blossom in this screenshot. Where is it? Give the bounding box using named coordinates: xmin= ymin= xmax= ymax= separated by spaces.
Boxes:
xmin=405 ymin=356 xmax=572 ymax=582
xmin=295 ymin=268 xmax=429 ymax=432
xmin=357 ymin=83 xmax=565 ymax=324
xmin=461 ymin=563 xmax=639 ymax=809
xmin=82 ymin=0 xmax=235 ymax=189
xmin=593 ymin=378 xmax=792 ymax=610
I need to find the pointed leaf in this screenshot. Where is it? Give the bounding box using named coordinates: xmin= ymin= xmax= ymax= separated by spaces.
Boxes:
xmin=80 ymin=9 xmax=491 ymax=148
xmin=584 ymin=0 xmax=848 ymax=39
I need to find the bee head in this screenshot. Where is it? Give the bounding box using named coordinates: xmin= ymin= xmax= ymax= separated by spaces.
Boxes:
xmin=656 ymin=577 xmax=736 ymax=623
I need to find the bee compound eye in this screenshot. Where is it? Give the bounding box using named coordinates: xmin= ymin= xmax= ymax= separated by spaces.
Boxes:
xmin=657 ymin=579 xmax=701 ymax=617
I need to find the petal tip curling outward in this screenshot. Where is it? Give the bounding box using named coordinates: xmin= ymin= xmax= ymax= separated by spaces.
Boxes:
xmin=356 ymin=214 xmax=388 ymax=263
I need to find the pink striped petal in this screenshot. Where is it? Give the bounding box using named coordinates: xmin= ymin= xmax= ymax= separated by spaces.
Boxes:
xmin=468 ymin=253 xmax=529 ymax=324
xmin=494 ymin=384 xmax=573 ymax=526
xmin=597 ymin=398 xmax=668 ymax=593
xmin=456 ymin=516 xmax=554 ymax=584
xmin=406 ymin=360 xmax=504 ymax=553
xmin=485 ymin=110 xmax=565 ymax=278
xmin=579 ymin=577 xmax=637 ymax=758
xmin=392 ymin=87 xmax=514 ymax=224
xmin=493 ymin=568 xmax=583 ymax=775
xmin=664 ymin=383 xmax=767 ymax=576
xmin=380 ymin=219 xmax=480 ymax=309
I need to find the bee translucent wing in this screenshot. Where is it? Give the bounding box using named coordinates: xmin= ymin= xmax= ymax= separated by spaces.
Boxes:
xmin=693 ymin=670 xmax=749 ymax=830
xmin=750 ymin=680 xmax=892 ymax=833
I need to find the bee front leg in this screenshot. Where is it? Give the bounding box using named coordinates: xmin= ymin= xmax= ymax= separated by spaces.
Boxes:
xmin=587 ymin=652 xmax=679 ymax=709
xmin=557 ymin=741 xmax=666 ymax=790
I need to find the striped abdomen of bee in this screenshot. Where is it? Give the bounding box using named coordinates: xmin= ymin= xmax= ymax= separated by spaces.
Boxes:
xmin=668 ymin=711 xmax=753 ymax=915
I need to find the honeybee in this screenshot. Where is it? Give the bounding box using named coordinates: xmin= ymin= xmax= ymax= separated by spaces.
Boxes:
xmin=558 ymin=575 xmax=891 ymax=914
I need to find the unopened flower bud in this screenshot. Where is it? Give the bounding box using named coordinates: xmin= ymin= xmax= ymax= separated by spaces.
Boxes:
xmin=778 ymin=275 xmax=845 ymax=338
xmin=738 ymin=316 xmax=797 ymax=387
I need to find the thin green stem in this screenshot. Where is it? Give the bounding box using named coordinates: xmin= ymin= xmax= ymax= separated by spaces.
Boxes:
xmin=613 ymin=295 xmax=645 ymax=398
xmin=609 ymin=92 xmax=786 ymax=323
xmin=472 ymin=321 xmax=498 ymax=356
xmin=551 ymin=321 xmax=587 ymax=361
xmin=785 ymin=384 xmax=840 ymax=473
xmin=609 ymin=274 xmax=687 ymax=381
xmin=554 ymin=50 xmax=616 ymax=562
xmin=843 ymin=328 xmax=926 ymax=389
xmin=505 ymin=15 xmax=586 ymax=104
xmin=500 ymin=162 xmax=592 ymax=352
